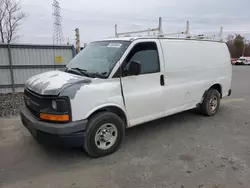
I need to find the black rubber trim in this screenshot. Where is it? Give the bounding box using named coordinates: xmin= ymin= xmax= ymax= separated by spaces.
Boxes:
xmin=20 ymin=107 xmax=87 ymax=135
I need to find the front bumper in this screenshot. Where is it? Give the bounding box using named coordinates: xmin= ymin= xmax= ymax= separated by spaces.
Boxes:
xmin=20 ymin=107 xmax=88 ymax=147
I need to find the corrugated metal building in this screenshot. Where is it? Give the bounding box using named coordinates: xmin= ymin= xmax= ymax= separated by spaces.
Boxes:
xmin=0 ymin=43 xmax=75 ymax=93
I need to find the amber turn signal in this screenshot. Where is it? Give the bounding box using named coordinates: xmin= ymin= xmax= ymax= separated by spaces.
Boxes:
xmin=40 ymin=113 xmax=69 ymax=122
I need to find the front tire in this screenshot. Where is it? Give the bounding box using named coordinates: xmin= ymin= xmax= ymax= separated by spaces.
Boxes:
xmin=83 ymin=112 xmax=125 ymax=158
xmin=200 ymin=89 xmax=220 ymax=116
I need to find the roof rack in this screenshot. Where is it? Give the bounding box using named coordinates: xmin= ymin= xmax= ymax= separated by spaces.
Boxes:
xmin=114 ymin=17 xmax=223 ymax=42
xmin=114 ymin=17 xmax=163 ymax=37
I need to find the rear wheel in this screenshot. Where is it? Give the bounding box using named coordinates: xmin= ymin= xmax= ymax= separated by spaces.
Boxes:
xmin=83 ymin=112 xmax=125 ymax=158
xmin=200 ymin=89 xmax=220 ymax=116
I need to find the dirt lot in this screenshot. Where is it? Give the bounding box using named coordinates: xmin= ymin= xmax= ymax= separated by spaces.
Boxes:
xmin=0 ymin=66 xmax=250 ymax=188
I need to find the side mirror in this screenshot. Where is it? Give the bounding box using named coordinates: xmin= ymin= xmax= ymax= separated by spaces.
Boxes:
xmin=128 ymin=61 xmax=141 ymax=76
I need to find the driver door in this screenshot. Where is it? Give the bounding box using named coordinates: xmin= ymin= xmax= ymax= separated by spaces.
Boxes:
xmin=120 ymin=40 xmax=165 ymax=126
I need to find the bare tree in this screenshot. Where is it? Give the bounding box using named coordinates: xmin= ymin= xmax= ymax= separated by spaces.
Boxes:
xmin=0 ymin=0 xmax=26 ymax=43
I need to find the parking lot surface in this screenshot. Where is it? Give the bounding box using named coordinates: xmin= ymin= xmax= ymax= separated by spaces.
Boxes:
xmin=0 ymin=66 xmax=250 ymax=188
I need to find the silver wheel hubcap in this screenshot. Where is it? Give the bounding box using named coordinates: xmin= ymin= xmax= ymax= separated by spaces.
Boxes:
xmin=95 ymin=123 xmax=118 ymax=150
xmin=209 ymin=95 xmax=218 ymax=112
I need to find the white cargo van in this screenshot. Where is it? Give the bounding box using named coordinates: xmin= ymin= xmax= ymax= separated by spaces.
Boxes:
xmin=21 ymin=37 xmax=232 ymax=157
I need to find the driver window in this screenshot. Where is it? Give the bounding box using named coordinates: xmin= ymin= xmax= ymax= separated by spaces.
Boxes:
xmin=125 ymin=42 xmax=160 ymax=75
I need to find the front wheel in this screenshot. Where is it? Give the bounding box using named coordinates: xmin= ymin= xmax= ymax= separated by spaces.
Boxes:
xmin=83 ymin=112 xmax=125 ymax=158
xmin=200 ymin=89 xmax=220 ymax=116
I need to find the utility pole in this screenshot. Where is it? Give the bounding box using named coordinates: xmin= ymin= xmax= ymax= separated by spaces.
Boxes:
xmin=186 ymin=21 xmax=190 ymax=38
xmin=75 ymin=28 xmax=80 ymax=53
xmin=219 ymin=26 xmax=223 ymax=41
xmin=158 ymin=17 xmax=163 ymax=35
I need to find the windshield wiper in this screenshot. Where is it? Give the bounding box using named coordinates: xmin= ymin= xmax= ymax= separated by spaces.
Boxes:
xmin=67 ymin=67 xmax=93 ymax=78
xmin=64 ymin=67 xmax=82 ymax=76
xmin=89 ymin=72 xmax=107 ymax=79
xmin=66 ymin=67 xmax=107 ymax=78
xmin=72 ymin=68 xmax=108 ymax=78
xmin=72 ymin=67 xmax=89 ymax=76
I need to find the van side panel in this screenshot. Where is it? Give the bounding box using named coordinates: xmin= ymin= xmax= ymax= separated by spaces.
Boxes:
xmin=159 ymin=39 xmax=232 ymax=110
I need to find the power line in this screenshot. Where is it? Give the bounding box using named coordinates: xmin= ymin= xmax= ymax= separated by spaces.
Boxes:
xmin=52 ymin=0 xmax=63 ymax=44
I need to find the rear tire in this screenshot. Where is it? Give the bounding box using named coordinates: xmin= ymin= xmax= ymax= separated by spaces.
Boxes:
xmin=200 ymin=89 xmax=220 ymax=116
xmin=83 ymin=112 xmax=125 ymax=158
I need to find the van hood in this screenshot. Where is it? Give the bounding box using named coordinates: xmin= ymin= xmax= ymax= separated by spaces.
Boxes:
xmin=25 ymin=70 xmax=92 ymax=96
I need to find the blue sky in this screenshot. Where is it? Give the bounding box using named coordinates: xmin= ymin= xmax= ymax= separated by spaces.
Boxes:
xmin=18 ymin=0 xmax=250 ymax=44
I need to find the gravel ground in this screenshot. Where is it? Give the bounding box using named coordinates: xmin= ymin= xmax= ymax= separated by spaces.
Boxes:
xmin=0 ymin=93 xmax=24 ymax=117
xmin=0 ymin=66 xmax=250 ymax=188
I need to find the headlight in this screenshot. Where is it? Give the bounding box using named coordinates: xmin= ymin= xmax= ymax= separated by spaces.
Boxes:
xmin=52 ymin=100 xmax=57 ymax=110
xmin=51 ymin=99 xmax=68 ymax=112
xmin=40 ymin=98 xmax=71 ymax=122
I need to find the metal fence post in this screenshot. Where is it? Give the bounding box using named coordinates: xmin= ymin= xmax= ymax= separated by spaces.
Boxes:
xmin=7 ymin=43 xmax=15 ymax=93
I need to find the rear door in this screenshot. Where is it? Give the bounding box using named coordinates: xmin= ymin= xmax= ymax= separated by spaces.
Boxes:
xmin=118 ymin=39 xmax=166 ymax=126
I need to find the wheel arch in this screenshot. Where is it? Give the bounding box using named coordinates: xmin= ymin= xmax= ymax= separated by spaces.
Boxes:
xmin=209 ymin=83 xmax=222 ymax=98
xmin=86 ymin=104 xmax=128 ymax=127
xmin=200 ymin=83 xmax=222 ymax=104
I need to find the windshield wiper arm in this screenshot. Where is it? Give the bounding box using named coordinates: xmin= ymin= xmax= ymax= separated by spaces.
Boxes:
xmin=66 ymin=67 xmax=107 ymax=78
xmin=70 ymin=68 xmax=93 ymax=77
xmin=65 ymin=67 xmax=82 ymax=75
xmin=71 ymin=67 xmax=87 ymax=73
xmin=73 ymin=68 xmax=108 ymax=78
xmin=89 ymin=72 xmax=107 ymax=79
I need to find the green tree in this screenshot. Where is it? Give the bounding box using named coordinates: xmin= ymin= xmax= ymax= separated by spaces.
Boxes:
xmin=234 ymin=34 xmax=244 ymax=58
xmin=226 ymin=34 xmax=249 ymax=58
xmin=226 ymin=34 xmax=236 ymax=57
xmin=245 ymin=43 xmax=250 ymax=56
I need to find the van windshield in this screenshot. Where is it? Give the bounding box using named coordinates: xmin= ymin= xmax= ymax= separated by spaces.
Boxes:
xmin=66 ymin=41 xmax=131 ymax=78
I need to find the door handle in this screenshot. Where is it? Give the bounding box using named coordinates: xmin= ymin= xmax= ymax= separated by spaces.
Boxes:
xmin=160 ymin=74 xmax=165 ymax=86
